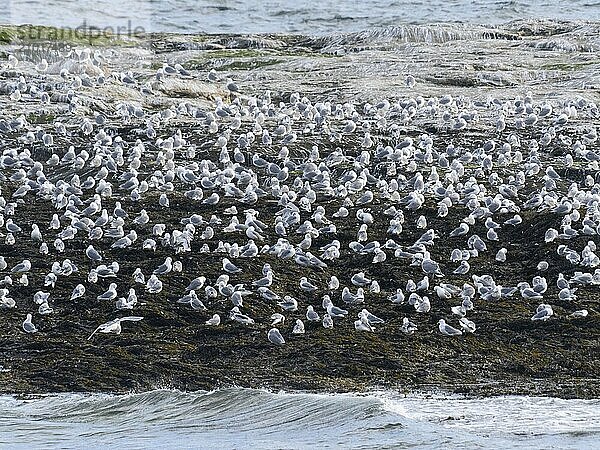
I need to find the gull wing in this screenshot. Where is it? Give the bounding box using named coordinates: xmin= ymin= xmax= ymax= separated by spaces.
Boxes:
xmin=121 ymin=316 xmax=144 ymax=322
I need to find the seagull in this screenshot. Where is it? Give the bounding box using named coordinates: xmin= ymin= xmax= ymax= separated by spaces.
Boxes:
xmin=6 ymin=219 xmax=22 ymax=234
xmin=115 ymin=294 xmax=135 ymax=310
xmin=205 ymin=314 xmax=221 ymax=326
xmin=451 ymin=304 xmax=467 ymax=317
xmin=438 ymin=319 xmax=462 ymax=336
xmin=133 ymin=268 xmax=146 ymax=284
xmin=292 ymin=319 xmax=305 ymax=334
xmin=230 ymin=291 xmax=245 ymax=307
xmin=299 ymin=277 xmax=318 ymax=293
xmin=359 ymin=309 xmax=384 ymax=324
xmin=11 ymin=260 xmax=31 ymax=273
xmin=401 ymin=317 xmax=417 ymax=335
xmin=177 ymin=290 xmax=206 ymax=310
xmin=422 ymin=258 xmax=443 ymax=276
xmin=370 ymin=280 xmax=381 ymax=293
xmin=87 ymin=316 xmax=144 ymax=340
xmin=354 ymin=316 xmax=374 ymax=332
xmin=30 ymin=224 xmax=43 ymax=242
xmin=258 ymin=286 xmax=279 ymax=301
xmin=38 ymin=302 xmax=53 ymax=315
xmin=306 ymin=305 xmax=320 ymax=322
xmin=267 ymin=327 xmax=285 ymax=345
xmin=569 ymin=309 xmax=588 ymax=318
xmin=153 ymin=257 xmax=173 ymax=275
xmin=33 ymin=291 xmax=50 ymax=305
xmin=277 ymin=296 xmax=298 ymax=312
xmin=351 ymin=272 xmax=372 ymax=287
xmin=229 ymin=307 xmax=255 ymax=325
xmin=97 ymin=283 xmax=118 ymax=301
xmin=222 ymin=258 xmax=242 ymax=274
xmin=531 ymin=304 xmax=553 ymax=321
xmin=558 ymin=287 xmax=577 ymax=301
xmin=496 ymin=248 xmax=507 ymax=262
xmin=504 ymin=215 xmax=522 ymax=226
xmin=328 ymin=276 xmax=340 ymax=290
xmin=22 ymin=313 xmax=37 ymax=333
xmin=271 ymin=313 xmax=285 ymax=326
xmin=186 ymin=276 xmax=206 ymax=291
xmin=343 ymin=120 xmax=357 ymax=133
xmin=459 ymin=317 xmax=476 ymax=333
xmin=414 ymin=296 xmax=431 ymax=313
xmin=322 ymin=295 xmax=348 ymax=318
xmin=0 ymin=295 xmax=15 ymax=308
xmin=449 ymin=223 xmax=469 ymax=237
xmin=208 ymin=68 xmax=218 ymax=82
xmin=85 ymin=245 xmax=103 ymax=262
xmin=252 ymin=272 xmax=273 ymax=287
xmin=389 ymin=289 xmax=405 ymax=304
xmin=557 ymin=274 xmax=569 ymax=290
xmin=342 ymin=287 xmax=364 ymax=304
xmin=416 ymin=276 xmax=430 ymax=292
xmin=146 ymin=275 xmax=163 ymax=293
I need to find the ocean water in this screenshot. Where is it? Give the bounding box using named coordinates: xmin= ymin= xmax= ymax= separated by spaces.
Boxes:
xmin=0 ymin=389 xmax=599 ymax=449
xmin=1 ymin=0 xmax=600 ymax=34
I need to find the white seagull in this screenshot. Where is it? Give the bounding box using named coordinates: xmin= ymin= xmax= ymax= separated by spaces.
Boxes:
xmin=88 ymin=316 xmax=144 ymax=340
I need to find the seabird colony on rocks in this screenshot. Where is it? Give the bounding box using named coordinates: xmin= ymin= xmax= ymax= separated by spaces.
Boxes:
xmin=0 ymin=49 xmax=597 ymax=347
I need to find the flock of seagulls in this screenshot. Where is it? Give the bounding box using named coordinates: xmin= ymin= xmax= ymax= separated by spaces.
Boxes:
xmin=0 ymin=47 xmax=596 ymax=350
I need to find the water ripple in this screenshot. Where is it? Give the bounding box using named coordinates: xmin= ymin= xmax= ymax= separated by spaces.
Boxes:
xmin=0 ymin=389 xmax=598 ymax=448
xmin=2 ymin=0 xmax=600 ymax=34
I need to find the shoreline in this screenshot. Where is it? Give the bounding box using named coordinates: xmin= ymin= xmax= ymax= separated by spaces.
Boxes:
xmin=3 ymin=377 xmax=600 ymax=401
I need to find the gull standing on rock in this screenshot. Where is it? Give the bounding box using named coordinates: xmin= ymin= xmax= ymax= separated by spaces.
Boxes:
xmin=153 ymin=257 xmax=173 ymax=275
xmin=292 ymin=319 xmax=305 ymax=334
xmin=11 ymin=260 xmax=31 ymax=273
xmin=569 ymin=310 xmax=588 ymax=318
xmin=459 ymin=317 xmax=476 ymax=333
xmin=351 ymin=271 xmax=371 ymax=287
xmin=86 ymin=245 xmax=103 ymax=262
xmin=277 ymin=295 xmax=298 ymax=312
xmin=354 ymin=315 xmax=374 ymax=332
xmin=401 ymin=317 xmax=417 ymax=334
xmin=22 ymin=313 xmax=37 ymax=333
xmin=222 ymin=258 xmax=242 ymax=274
xmin=359 ymin=308 xmax=384 ymax=324
xmin=205 ymin=314 xmax=221 ymax=326
xmin=438 ymin=319 xmax=462 ymax=336
xmin=322 ymin=295 xmax=348 ymax=318
xmin=270 ymin=313 xmax=285 ymax=326
xmin=328 ymin=275 xmax=340 ymax=290
xmin=146 ymin=275 xmax=163 ymax=294
xmin=531 ymin=304 xmax=553 ymax=321
xmin=97 ymin=283 xmax=118 ymax=301
xmin=229 ymin=307 xmax=255 ymax=325
xmin=267 ymin=327 xmax=285 ymax=345
xmin=300 ymin=276 xmax=318 ymax=293
xmin=306 ymin=305 xmax=320 ymax=322
xmin=71 ymin=284 xmax=86 ymax=300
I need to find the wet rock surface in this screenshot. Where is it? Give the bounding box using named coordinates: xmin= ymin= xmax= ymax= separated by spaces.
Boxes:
xmin=0 ymin=23 xmax=599 ymax=398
